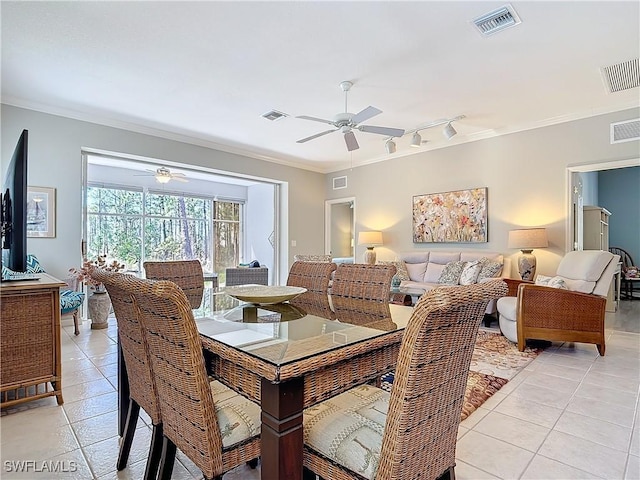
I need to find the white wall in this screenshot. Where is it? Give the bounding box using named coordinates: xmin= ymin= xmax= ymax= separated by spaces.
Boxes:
xmin=245 ymin=183 xmax=275 ymax=281
xmin=325 ymin=108 xmax=640 ymax=278
xmin=1 ymin=105 xmax=326 ymax=284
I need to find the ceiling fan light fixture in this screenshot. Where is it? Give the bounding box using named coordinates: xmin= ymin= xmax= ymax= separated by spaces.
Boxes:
xmin=410 ymin=132 xmax=422 ymax=147
xmin=443 ymin=122 xmax=457 ymax=140
xmin=155 ymin=174 xmax=171 ymax=184
xmin=385 ymin=139 xmax=397 ymax=154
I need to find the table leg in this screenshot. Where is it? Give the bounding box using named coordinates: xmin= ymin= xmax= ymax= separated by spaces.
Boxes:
xmin=260 ymin=377 xmax=304 ymax=480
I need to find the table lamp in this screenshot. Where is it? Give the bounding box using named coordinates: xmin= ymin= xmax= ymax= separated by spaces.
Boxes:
xmin=358 ymin=231 xmax=383 ymax=265
xmin=508 ymin=228 xmax=548 ymax=280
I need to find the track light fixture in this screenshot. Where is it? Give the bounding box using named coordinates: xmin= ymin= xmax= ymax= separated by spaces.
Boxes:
xmin=384 ymin=115 xmax=464 ymax=154
xmin=443 ymin=122 xmax=457 ymax=140
xmin=385 ymin=138 xmax=397 ymax=154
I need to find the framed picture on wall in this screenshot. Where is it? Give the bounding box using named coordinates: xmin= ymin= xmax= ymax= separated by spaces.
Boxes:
xmin=26 ymin=186 xmax=56 ymax=238
xmin=412 ymin=187 xmax=487 ymax=243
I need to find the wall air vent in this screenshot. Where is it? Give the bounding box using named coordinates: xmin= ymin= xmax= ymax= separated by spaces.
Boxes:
xmin=261 ymin=110 xmax=288 ymax=121
xmin=473 ymin=4 xmax=521 ymax=36
xmin=601 ymin=58 xmax=640 ymax=93
xmin=333 ymin=176 xmax=347 ymax=190
xmin=610 ymin=118 xmax=640 ymax=144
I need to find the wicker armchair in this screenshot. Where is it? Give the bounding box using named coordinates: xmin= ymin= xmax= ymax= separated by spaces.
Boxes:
xmin=497 ymin=250 xmax=620 ymax=355
xmin=127 ymin=277 xmax=261 ymax=480
xmin=330 ymin=263 xmax=396 ymax=302
xmin=287 ymin=261 xmax=337 ymax=294
xmin=225 ymin=267 xmax=268 ymax=286
xmin=303 ymin=280 xmax=508 ymax=480
xmin=90 ymin=269 xmax=163 ymax=480
xmin=143 ymin=259 xmax=204 ymax=309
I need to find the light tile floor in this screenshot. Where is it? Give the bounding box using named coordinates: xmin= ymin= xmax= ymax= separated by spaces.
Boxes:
xmin=1 ymin=301 xmax=638 ymax=479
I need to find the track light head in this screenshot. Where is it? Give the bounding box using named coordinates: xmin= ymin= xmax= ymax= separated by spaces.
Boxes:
xmin=410 ymin=132 xmax=422 ymax=148
xmin=443 ymin=122 xmax=457 ymax=140
xmin=385 ymin=139 xmax=397 ymax=154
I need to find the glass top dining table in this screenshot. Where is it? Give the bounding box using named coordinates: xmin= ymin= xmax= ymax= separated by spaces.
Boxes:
xmin=118 ymin=288 xmax=415 ymax=480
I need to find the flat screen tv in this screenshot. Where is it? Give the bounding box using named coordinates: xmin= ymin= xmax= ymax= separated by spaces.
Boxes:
xmin=1 ymin=129 xmax=28 ymax=273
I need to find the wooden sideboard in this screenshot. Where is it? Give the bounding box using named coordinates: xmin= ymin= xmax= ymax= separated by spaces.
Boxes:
xmin=0 ymin=273 xmax=66 ymax=407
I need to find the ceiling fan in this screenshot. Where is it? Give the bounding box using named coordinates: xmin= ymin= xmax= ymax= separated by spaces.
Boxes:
xmin=136 ymin=167 xmax=189 ymax=184
xmin=296 ymin=81 xmax=405 ymax=152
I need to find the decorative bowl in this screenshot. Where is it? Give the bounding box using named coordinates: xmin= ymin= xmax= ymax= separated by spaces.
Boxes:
xmin=224 ymin=285 xmax=307 ymax=305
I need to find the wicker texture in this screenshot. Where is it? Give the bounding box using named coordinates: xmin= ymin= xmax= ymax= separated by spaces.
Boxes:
xmin=143 ymin=260 xmax=204 ymax=309
xmin=90 ymin=269 xmax=161 ymax=425
xmin=294 ymin=254 xmax=332 ymax=262
xmin=516 ymin=282 xmax=608 ymax=355
xmin=332 ymin=296 xmax=396 ymax=330
xmin=289 ymin=291 xmax=336 ymax=319
xmin=303 ymin=280 xmax=508 ymax=480
xmin=225 ymin=267 xmax=268 ymax=286
xmin=287 ymin=261 xmax=337 ymax=294
xmin=331 ymin=264 xmax=396 ymax=302
xmin=127 ymin=277 xmax=260 ymax=479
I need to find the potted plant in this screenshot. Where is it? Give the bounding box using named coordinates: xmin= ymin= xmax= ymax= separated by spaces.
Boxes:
xmin=69 ymin=255 xmax=125 ymax=329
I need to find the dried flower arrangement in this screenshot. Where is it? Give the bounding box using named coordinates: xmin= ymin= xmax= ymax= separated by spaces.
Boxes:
xmin=69 ymin=255 xmax=125 ymax=292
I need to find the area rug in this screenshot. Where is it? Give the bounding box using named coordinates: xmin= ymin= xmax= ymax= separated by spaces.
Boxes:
xmin=380 ymin=330 xmax=544 ymax=420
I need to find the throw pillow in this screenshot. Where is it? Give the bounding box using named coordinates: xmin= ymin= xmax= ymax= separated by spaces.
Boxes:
xmin=438 ymin=260 xmax=466 ymax=285
xmin=377 ymin=260 xmax=410 ymax=282
xmin=477 ymin=257 xmax=503 ymax=281
xmin=459 ymin=260 xmax=482 ymax=285
xmin=535 ymin=275 xmax=568 ymax=289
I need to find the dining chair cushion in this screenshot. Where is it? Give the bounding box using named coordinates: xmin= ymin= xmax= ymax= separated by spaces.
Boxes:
xmin=210 ymin=380 xmax=261 ymax=448
xmin=60 ymin=289 xmax=85 ymax=314
xmin=304 ymin=385 xmax=388 ymax=480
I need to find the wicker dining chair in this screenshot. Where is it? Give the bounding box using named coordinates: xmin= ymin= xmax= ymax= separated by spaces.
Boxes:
xmin=89 ymin=269 xmax=163 ymax=480
xmin=303 ymin=280 xmax=508 ymax=480
xmin=129 ymin=277 xmax=261 ymax=480
xmin=330 ymin=263 xmax=396 ymax=302
xmin=286 ymin=261 xmax=337 ymax=294
xmin=143 ymin=259 xmax=204 ymax=309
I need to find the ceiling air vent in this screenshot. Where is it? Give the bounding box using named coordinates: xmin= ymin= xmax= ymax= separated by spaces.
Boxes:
xmin=610 ymin=118 xmax=640 ymax=144
xmin=261 ymin=110 xmax=288 ymax=121
xmin=601 ymin=58 xmax=640 ymax=93
xmin=473 ymin=4 xmax=521 ymax=36
xmin=333 ymin=176 xmax=347 ymax=190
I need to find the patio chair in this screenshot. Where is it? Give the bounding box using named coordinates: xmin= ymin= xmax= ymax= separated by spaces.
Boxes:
xmin=303 ymin=280 xmax=508 ymax=480
xmin=143 ymin=259 xmax=204 ymax=309
xmin=89 ymin=269 xmax=163 ymax=480
xmin=129 ymin=277 xmax=261 ymax=480
xmin=497 ymin=250 xmax=620 ymax=355
xmin=330 ymin=263 xmax=396 ymax=302
xmin=225 ymin=266 xmax=268 ymax=286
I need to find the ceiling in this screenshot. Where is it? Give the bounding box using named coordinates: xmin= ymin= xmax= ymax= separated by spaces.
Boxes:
xmin=2 ymin=1 xmax=639 ymax=173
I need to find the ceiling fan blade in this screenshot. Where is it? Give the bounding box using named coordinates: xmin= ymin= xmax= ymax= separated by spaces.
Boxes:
xmin=350 ymin=106 xmax=382 ymax=125
xmin=344 ymin=131 xmax=359 ymax=151
xmin=171 ymin=176 xmax=189 ymax=183
xmin=171 ymin=172 xmax=187 ymax=178
xmin=358 ymin=125 xmax=405 ymax=137
xmin=297 ymin=129 xmax=337 ymax=143
xmin=296 ymin=115 xmax=336 ymax=126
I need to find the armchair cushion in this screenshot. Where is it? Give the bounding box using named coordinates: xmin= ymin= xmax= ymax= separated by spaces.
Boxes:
xmin=534 ymin=275 xmax=568 ymax=289
xmin=556 ymin=250 xmax=614 ymax=286
xmin=60 ymin=290 xmax=85 ymax=314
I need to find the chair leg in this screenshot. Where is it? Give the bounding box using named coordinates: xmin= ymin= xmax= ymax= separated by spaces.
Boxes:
xmin=117 ymin=399 xmax=140 ymax=470
xmin=437 ymin=466 xmax=456 ymax=480
xmin=597 ymin=343 xmax=606 ymax=356
xmin=73 ymin=310 xmax=80 ymax=336
xmin=143 ymin=423 xmax=164 ymax=480
xmin=246 ymin=458 xmax=259 ymax=469
xmin=158 ymin=436 xmax=177 ymax=480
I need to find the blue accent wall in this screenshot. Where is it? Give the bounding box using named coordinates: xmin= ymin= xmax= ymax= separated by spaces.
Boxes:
xmin=598 ymin=166 xmax=640 ymax=264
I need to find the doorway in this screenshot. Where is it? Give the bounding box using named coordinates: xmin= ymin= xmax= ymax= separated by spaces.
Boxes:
xmin=325 ymin=197 xmax=355 ymax=263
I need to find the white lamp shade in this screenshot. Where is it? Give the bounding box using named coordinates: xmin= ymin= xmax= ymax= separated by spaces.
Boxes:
xmin=410 ymin=132 xmax=422 ymax=147
xmin=385 ymin=139 xmax=396 ymax=154
xmin=508 ymin=228 xmax=548 ymax=250
xmin=357 ymin=231 xmax=383 ymax=246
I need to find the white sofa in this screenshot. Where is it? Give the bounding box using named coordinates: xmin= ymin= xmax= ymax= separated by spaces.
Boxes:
xmin=395 ymin=251 xmax=511 ymax=315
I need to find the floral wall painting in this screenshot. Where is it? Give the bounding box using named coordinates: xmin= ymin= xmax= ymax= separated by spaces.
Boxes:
xmin=412 ymin=187 xmax=488 ymax=243
xmin=27 ymin=186 xmax=56 ymax=238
